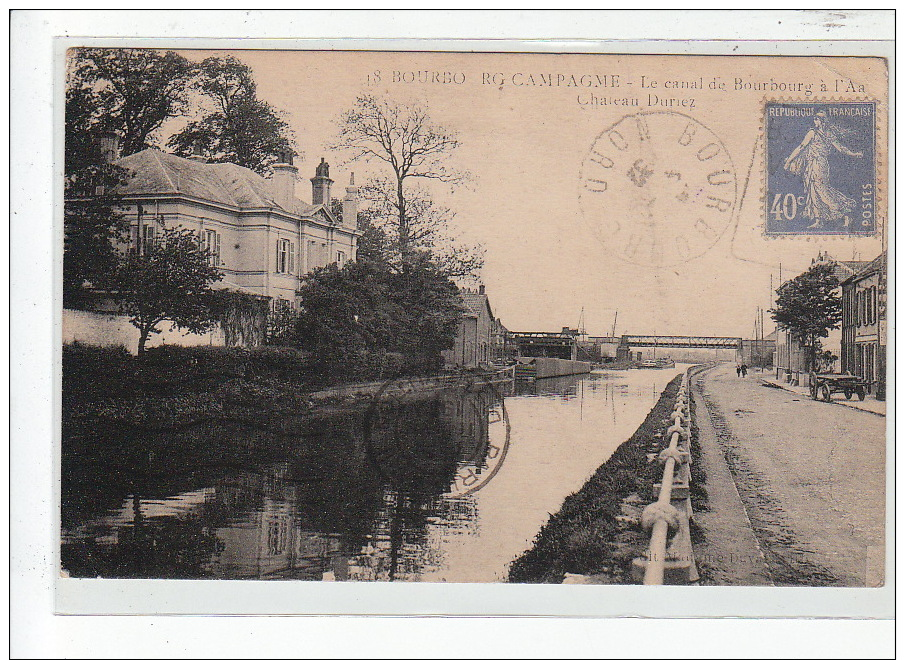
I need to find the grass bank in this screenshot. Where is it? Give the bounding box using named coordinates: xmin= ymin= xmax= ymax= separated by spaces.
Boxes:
xmin=508 ymin=373 xmax=684 ymax=584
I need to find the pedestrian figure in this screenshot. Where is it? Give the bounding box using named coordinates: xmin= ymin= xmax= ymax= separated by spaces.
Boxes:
xmin=736 ymin=365 xmax=742 ymax=377
xmin=741 ymin=364 xmax=748 ymax=377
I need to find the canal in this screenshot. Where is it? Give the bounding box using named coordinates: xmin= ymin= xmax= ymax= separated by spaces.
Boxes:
xmin=61 ymin=365 xmax=688 ymax=582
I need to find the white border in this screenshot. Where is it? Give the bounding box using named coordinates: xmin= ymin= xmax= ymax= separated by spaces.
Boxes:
xmin=11 ymin=9 xmax=896 ymax=658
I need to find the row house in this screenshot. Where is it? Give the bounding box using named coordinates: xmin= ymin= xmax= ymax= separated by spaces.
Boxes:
xmin=111 ymin=143 xmax=360 ymax=310
xmin=841 ymin=252 xmax=887 ymax=400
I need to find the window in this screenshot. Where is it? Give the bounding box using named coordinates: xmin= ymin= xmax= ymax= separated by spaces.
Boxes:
xmin=867 ymin=288 xmax=872 ymax=325
xmin=135 ymin=224 xmax=156 ymax=255
xmin=336 ymin=251 xmax=346 ymax=266
xmin=276 ymin=238 xmax=295 ymax=274
xmin=870 ymin=286 xmax=877 ymax=324
xmin=201 ymin=229 xmax=221 ymax=266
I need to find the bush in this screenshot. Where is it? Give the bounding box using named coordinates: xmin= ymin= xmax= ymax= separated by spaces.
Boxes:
xmin=140 ymin=344 xmax=311 ymax=384
xmin=63 ymin=342 xmax=135 ymax=399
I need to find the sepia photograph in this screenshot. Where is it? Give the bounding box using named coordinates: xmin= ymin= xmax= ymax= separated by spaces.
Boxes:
xmin=9 ymin=9 xmax=897 ymax=658
xmin=56 ymin=44 xmax=890 ymax=597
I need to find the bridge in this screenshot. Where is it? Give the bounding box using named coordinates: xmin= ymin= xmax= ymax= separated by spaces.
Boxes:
xmin=621 ymin=335 xmax=742 ymax=349
xmin=510 ymin=330 xmax=579 ymax=360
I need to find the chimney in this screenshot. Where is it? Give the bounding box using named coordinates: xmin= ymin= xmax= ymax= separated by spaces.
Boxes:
xmin=271 ymin=149 xmax=298 ymax=209
xmin=188 ymin=140 xmax=207 ymax=163
xmin=311 ymin=157 xmax=334 ymax=207
xmin=478 ymin=284 xmax=486 ymax=295
xmin=98 ymin=131 xmax=120 ymax=164
xmin=343 ymin=172 xmax=359 ymax=228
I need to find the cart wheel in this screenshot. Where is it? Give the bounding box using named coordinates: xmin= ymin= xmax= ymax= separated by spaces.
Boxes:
xmin=857 ymin=386 xmax=866 ymax=401
xmin=844 ymin=389 xmax=853 ymax=400
xmin=810 ymin=383 xmax=819 ymax=400
xmin=821 ymin=384 xmax=832 ymax=402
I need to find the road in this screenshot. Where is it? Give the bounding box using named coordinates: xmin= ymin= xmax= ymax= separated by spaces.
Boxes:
xmin=692 ymin=364 xmax=887 ymax=587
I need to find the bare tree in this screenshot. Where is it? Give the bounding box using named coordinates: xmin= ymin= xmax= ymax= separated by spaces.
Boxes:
xmin=333 ymin=94 xmax=479 ymax=275
xmin=361 ymin=178 xmax=483 ymax=277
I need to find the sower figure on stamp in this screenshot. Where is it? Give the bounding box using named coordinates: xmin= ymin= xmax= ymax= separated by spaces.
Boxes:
xmin=783 ymin=110 xmax=864 ymax=229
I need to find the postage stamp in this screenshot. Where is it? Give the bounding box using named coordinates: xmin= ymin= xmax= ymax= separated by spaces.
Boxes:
xmin=765 ymin=101 xmax=876 ymax=236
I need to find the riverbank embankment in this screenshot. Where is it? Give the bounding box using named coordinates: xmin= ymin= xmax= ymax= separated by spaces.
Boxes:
xmin=508 ymin=373 xmax=685 ymax=583
xmin=63 ymin=343 xmax=509 ymax=436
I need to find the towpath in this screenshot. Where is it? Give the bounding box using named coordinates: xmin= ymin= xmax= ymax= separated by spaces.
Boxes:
xmin=692 ymin=364 xmax=886 ymax=587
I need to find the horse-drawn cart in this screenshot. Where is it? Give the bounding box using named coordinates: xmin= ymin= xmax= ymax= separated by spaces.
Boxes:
xmin=809 ymin=373 xmax=869 ymax=402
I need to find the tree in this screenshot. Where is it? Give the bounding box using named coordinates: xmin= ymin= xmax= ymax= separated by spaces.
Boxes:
xmin=360 ymin=178 xmax=484 ymax=277
xmin=167 ymin=56 xmax=295 ymax=175
xmin=113 ymin=226 xmax=223 ymax=354
xmin=68 ymin=48 xmax=196 ymax=156
xmin=63 ymin=85 xmax=133 ymax=307
xmin=333 ymin=94 xmax=482 ymax=277
xmin=295 ymin=256 xmax=463 ymax=374
xmin=770 ymin=262 xmax=843 ymax=373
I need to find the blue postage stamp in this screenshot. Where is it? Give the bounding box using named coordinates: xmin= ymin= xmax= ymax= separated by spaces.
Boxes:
xmin=765 ymin=101 xmax=876 ymax=236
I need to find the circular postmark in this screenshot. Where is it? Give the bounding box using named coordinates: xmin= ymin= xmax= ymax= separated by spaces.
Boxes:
xmin=361 ymin=375 xmax=511 ymax=497
xmin=444 ymin=390 xmax=510 ymax=498
xmin=579 ymin=111 xmax=737 ymax=268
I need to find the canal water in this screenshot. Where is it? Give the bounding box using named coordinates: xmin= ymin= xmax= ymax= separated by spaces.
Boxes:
xmin=61 ymin=365 xmax=687 ymax=582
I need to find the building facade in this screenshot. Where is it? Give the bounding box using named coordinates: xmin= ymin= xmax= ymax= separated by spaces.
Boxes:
xmin=443 ymin=285 xmax=497 ymax=369
xmin=111 ymin=147 xmax=360 ymax=308
xmin=841 ymin=252 xmax=887 ymax=400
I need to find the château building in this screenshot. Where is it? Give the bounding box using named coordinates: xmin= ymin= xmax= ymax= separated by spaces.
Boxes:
xmin=110 ymin=144 xmax=360 ymax=309
xmin=63 ymin=139 xmax=361 ymax=352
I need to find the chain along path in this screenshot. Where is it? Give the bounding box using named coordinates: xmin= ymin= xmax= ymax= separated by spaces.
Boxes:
xmin=692 ymin=363 xmax=886 ymax=587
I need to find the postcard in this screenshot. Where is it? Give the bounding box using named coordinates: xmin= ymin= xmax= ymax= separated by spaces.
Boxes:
xmin=52 ymin=40 xmax=891 ymax=617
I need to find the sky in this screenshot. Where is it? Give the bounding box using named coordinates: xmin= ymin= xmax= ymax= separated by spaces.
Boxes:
xmin=161 ymin=50 xmax=887 ymax=338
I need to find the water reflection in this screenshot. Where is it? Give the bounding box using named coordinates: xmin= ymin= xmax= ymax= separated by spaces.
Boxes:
xmin=62 ymin=387 xmax=506 ymax=581
xmin=61 ymin=366 xmax=686 ymax=582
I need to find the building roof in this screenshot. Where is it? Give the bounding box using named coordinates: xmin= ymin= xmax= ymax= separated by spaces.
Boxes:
xmin=461 ymin=290 xmax=494 ymax=321
xmin=830 ymin=260 xmax=869 ymax=282
xmin=845 ymin=252 xmax=887 ymax=284
xmin=114 ymin=148 xmax=319 ymax=217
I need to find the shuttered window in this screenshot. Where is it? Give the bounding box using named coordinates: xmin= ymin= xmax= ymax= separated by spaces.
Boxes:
xmin=276 ymin=238 xmax=295 ymax=274
xmin=200 ymin=229 xmax=221 ymax=266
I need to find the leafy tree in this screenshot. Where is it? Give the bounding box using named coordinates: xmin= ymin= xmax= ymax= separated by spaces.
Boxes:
xmin=296 ymin=259 xmax=398 ymax=357
xmin=113 ymin=226 xmax=223 ymax=354
xmin=333 ymin=94 xmax=482 ymax=277
xmin=63 ymin=85 xmax=133 ymax=307
xmin=296 ymin=256 xmax=462 ymax=374
xmin=67 ymin=48 xmax=196 ymax=156
xmin=770 ymin=262 xmax=843 ymax=373
xmin=167 ymin=55 xmax=295 ymax=175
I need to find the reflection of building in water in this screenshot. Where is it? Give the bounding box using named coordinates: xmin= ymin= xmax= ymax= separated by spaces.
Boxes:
xmin=204 ymin=466 xmax=350 ymax=580
xmin=441 ymin=389 xmax=495 ymax=472
xmin=206 ymin=498 xmax=351 ymax=580
xmin=516 ymin=373 xmax=582 ymax=398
